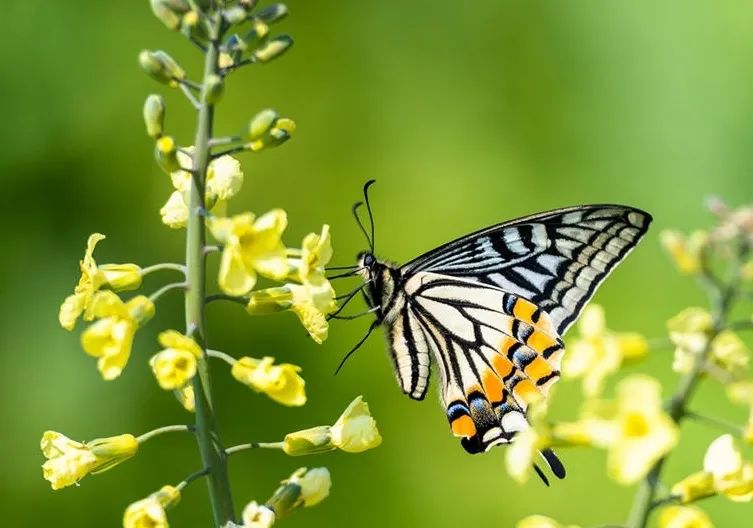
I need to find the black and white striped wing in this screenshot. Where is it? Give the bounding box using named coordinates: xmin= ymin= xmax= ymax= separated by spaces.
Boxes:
xmin=401 ymin=205 xmax=652 ymax=335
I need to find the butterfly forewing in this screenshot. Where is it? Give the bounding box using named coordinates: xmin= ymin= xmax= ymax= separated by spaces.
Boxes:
xmin=401 ymin=205 xmax=652 ymax=335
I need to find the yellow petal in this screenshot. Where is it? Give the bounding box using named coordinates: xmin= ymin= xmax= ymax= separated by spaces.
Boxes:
xmin=150 ymin=349 xmax=198 ymax=390
xmin=657 ymin=505 xmax=713 ymax=528
xmin=578 ymin=304 xmax=606 ymax=339
xmin=207 ymin=154 xmax=243 ymax=201
xmin=59 ymin=293 xmax=86 ymax=331
xmin=218 ymin=245 xmax=257 ymax=295
xmin=160 ymin=190 xmax=189 ymax=229
xmin=330 ymin=396 xmax=382 ymax=453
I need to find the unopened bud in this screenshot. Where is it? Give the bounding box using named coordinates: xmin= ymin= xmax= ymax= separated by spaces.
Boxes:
xmin=256 ymin=3 xmax=288 ymax=24
xmin=253 ymin=35 xmax=293 ymax=63
xmin=139 ymin=50 xmax=186 ymax=86
xmin=143 ymin=94 xmax=166 ymax=138
xmin=100 ymin=264 xmax=143 ymax=291
xmin=150 ymin=0 xmax=190 ymax=30
xmin=155 ymin=136 xmax=181 ymax=173
xmin=282 ymin=426 xmax=334 ymax=456
xmin=247 ymin=109 xmax=279 ymax=140
xmin=203 ymin=74 xmax=224 ymax=104
xmin=224 ymin=5 xmax=248 ymax=25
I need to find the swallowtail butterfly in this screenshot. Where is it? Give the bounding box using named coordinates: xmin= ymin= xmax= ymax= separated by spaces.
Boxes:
xmin=333 ymin=182 xmax=651 ymax=483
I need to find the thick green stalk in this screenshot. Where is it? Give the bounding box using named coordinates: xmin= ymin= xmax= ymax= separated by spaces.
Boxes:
xmin=187 ymin=18 xmax=236 ymax=527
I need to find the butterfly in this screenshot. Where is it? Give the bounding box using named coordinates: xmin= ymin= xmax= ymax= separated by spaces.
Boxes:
xmin=331 ymin=181 xmax=652 ymax=484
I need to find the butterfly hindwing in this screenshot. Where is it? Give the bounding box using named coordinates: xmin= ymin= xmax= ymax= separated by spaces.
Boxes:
xmin=401 ymin=205 xmax=652 ymax=334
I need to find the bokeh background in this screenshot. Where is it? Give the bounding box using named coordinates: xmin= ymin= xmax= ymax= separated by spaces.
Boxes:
xmin=3 ymin=0 xmax=753 ymax=526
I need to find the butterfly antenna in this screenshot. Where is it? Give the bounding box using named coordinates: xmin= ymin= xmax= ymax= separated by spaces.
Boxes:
xmin=334 ymin=320 xmax=379 ymax=375
xmin=362 ymin=179 xmax=377 ymax=253
xmin=330 ymin=306 xmax=380 ymax=321
xmin=352 ymin=201 xmax=373 ymax=250
xmin=327 ymin=267 xmax=365 ymax=280
xmin=329 ymin=282 xmax=371 ymax=319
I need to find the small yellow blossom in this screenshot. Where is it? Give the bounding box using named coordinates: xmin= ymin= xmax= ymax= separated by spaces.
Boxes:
xmin=657 ymin=505 xmax=713 ymax=528
xmin=282 ymin=396 xmax=382 ymax=455
xmin=288 ymin=225 xmax=333 ymax=284
xmin=150 ymin=330 xmax=203 ymax=390
xmin=703 ymin=434 xmax=753 ymax=502
xmin=505 ymin=399 xmax=549 ymax=483
xmin=81 ymin=291 xmax=155 ymax=380
xmin=41 ymin=431 xmax=138 ymax=490
xmin=671 ymin=471 xmax=716 ymax=504
xmin=59 ymin=234 xmax=143 ymax=330
xmin=516 ymin=515 xmax=580 ymax=528
xmin=123 ymin=485 xmax=181 ymax=528
xmin=160 ymin=147 xmax=244 ymax=229
xmin=174 ymin=384 xmax=195 ymax=412
xmin=208 ymin=210 xmax=289 ymax=295
xmin=241 ymin=501 xmax=276 ymax=528
xmin=231 ymin=356 xmax=306 ymax=406
xmin=708 ymin=331 xmax=749 ymax=379
xmin=668 ymin=307 xmax=713 ymax=373
xmin=660 ymin=229 xmax=708 ymax=275
xmin=246 ymin=281 xmax=337 ymax=344
xmin=562 ymin=305 xmax=649 ymax=396
xmin=265 ymin=467 xmax=331 ymax=519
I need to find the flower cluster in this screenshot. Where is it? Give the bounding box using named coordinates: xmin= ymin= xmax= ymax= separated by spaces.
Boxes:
xmin=44 ymin=2 xmax=381 ymax=527
xmin=513 ymin=198 xmax=753 ymax=527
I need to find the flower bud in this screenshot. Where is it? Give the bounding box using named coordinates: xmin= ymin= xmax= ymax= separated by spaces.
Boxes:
xmin=139 ymin=50 xmax=186 ymax=86
xmin=203 ymin=74 xmax=224 ymax=104
xmin=99 ymin=264 xmax=143 ymax=291
xmin=150 ymin=0 xmax=190 ymax=30
xmin=248 ymin=109 xmax=279 ymax=140
xmin=155 ymin=136 xmax=182 ymax=173
xmin=224 ymin=5 xmax=248 ymax=25
xmin=253 ymin=35 xmax=293 ymax=63
xmin=671 ymin=471 xmax=716 ymax=503
xmin=244 ymin=19 xmax=271 ymax=48
xmin=247 ymin=286 xmax=294 ymax=314
xmin=123 ymin=485 xmax=181 ymax=528
xmin=282 ymin=426 xmax=334 ymax=455
xmin=143 ymin=94 xmax=166 ymax=139
xmin=127 ymin=295 xmax=156 ymax=327
xmin=87 ymin=434 xmax=139 ymax=473
xmin=256 ymin=3 xmax=288 ymax=24
xmin=266 ymin=467 xmax=331 ymax=518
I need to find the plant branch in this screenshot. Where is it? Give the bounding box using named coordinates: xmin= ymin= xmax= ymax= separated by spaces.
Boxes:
xmin=136 ymin=424 xmax=194 ymax=444
xmin=205 ymin=293 xmax=248 ymax=306
xmin=225 ymin=442 xmax=284 ymax=456
xmin=685 ymin=410 xmax=745 ymax=436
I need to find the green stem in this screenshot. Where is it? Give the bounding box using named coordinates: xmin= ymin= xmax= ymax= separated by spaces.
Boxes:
xmin=136 ymin=424 xmax=193 ymax=444
xmin=225 ymin=442 xmax=284 ymax=456
xmin=177 ymin=467 xmax=211 ymax=492
xmin=685 ymin=411 xmax=745 ymax=437
xmin=141 ymin=263 xmax=187 ymax=276
xmin=187 ymin=14 xmax=236 ymax=527
xmin=207 ymin=349 xmax=237 ymax=366
xmin=205 ymin=293 xmax=248 ymax=306
xmin=149 ymin=282 xmax=187 ymax=303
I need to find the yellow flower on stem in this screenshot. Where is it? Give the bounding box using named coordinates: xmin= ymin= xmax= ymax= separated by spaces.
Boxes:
xmin=288 ymin=225 xmax=333 ymax=284
xmin=703 ymin=434 xmax=753 ymax=502
xmin=561 ymin=375 xmax=678 ymax=485
xmin=241 ymin=501 xmax=276 ymax=528
xmin=660 ymin=229 xmax=708 ymax=275
xmin=81 ymin=291 xmax=155 ymax=380
xmin=41 ymin=431 xmax=138 ymax=490
xmin=259 ymin=468 xmax=330 ymax=522
xmin=59 ymin=234 xmax=143 ymax=330
xmin=516 ymin=515 xmax=580 ymax=528
xmin=159 ymin=147 xmax=244 ymax=229
xmin=231 ymin=356 xmax=306 ymax=406
xmin=667 ymin=307 xmax=712 ymax=374
xmin=657 ymin=505 xmax=713 ymax=528
xmin=708 ymin=331 xmax=749 ymax=379
xmin=562 ymin=305 xmax=649 ymax=397
xmin=208 ymin=210 xmax=289 ymax=295
xmin=150 ymin=330 xmax=203 ymax=390
xmin=246 ymin=281 xmax=337 ymax=344
xmin=123 ymin=485 xmax=181 ymax=528
xmin=282 ymin=396 xmax=382 ymax=455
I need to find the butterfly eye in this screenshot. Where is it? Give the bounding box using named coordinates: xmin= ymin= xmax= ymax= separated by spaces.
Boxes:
xmin=363 ymin=253 xmax=375 ymax=267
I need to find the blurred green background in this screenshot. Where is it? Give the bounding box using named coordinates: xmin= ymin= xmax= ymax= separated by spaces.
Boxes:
xmin=3 ymin=0 xmax=753 ymax=526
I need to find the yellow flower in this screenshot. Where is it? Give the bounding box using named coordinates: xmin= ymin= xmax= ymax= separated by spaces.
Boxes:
xmin=150 ymin=330 xmax=203 ymax=390
xmin=174 ymin=384 xmax=195 ymax=412
xmin=505 ymin=399 xmax=549 ymax=483
xmin=81 ymin=291 xmax=155 ymax=380
xmin=660 ymin=229 xmax=708 ymax=275
xmin=330 ymin=395 xmax=382 ymax=453
xmin=565 ymin=376 xmax=678 ymax=485
xmin=159 ymin=147 xmax=244 ymax=229
xmin=59 ymin=234 xmax=143 ymax=330
xmin=265 ymin=467 xmax=331 ymax=518
xmin=208 ymin=210 xmax=289 ymax=295
xmin=241 ymin=501 xmax=276 ymax=528
xmin=282 ymin=396 xmax=382 ymax=455
xmin=703 ymin=434 xmax=753 ymax=502
xmin=516 ymin=515 xmax=580 ymax=528
xmin=671 ymin=471 xmax=716 ymax=504
xmin=123 ymin=485 xmax=181 ymax=528
xmin=658 ymin=506 xmax=713 ymax=528
xmin=288 ymin=225 xmax=333 ymax=284
xmin=41 ymin=431 xmax=138 ymax=490
xmin=668 ymin=307 xmax=712 ymax=373
xmin=231 ymin=356 xmax=306 ymax=406
xmin=562 ymin=305 xmax=649 ymax=396
xmin=708 ymin=331 xmax=749 ymax=379
xmin=246 ymin=281 xmax=337 ymax=344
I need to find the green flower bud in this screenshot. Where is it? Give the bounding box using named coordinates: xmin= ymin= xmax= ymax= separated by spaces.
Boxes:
xmin=282 ymin=426 xmax=335 ymax=456
xmin=203 ymin=74 xmax=224 ymax=104
xmin=224 ymin=5 xmax=248 ymax=25
xmin=247 ymin=109 xmax=279 ymax=140
xmin=253 ymin=35 xmax=293 ymax=63
xmin=256 ymin=3 xmax=289 ymax=25
xmin=150 ymin=0 xmax=190 ymax=30
xmin=139 ymin=50 xmax=186 ymax=86
xmin=143 ymin=94 xmax=166 ymax=139
xmin=154 ymin=136 xmax=181 ymax=173
xmin=243 ymin=20 xmax=270 ymax=49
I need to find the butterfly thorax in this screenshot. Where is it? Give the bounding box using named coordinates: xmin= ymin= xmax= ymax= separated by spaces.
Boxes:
xmin=356 ymin=252 xmax=404 ymax=324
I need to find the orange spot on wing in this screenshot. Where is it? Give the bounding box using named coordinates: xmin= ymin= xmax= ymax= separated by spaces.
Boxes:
xmin=513 ymin=379 xmax=541 ymax=406
xmin=524 ymin=356 xmax=553 ymax=383
xmin=513 ymin=299 xmax=537 ymax=324
xmin=482 ymin=370 xmax=505 ymax=403
xmin=527 ymin=331 xmax=557 ymax=354
xmin=450 ymin=415 xmax=477 ymax=438
xmin=492 ymin=354 xmax=513 ymax=379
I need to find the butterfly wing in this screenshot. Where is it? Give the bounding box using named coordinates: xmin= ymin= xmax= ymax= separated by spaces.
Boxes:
xmin=401 ymin=205 xmax=652 ymax=335
xmin=395 ymin=271 xmax=565 ymax=453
